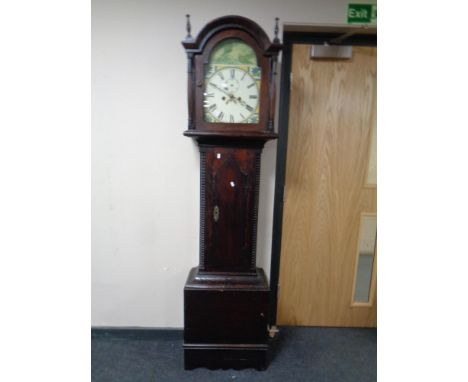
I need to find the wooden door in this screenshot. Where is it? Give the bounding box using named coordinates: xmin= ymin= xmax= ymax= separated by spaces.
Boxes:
xmin=277 ymin=45 xmax=377 ymax=327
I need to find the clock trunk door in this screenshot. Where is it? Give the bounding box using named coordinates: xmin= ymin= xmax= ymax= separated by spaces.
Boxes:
xmin=201 ymin=146 xmax=260 ymax=273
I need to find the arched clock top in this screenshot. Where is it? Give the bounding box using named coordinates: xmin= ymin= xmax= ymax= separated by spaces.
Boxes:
xmin=182 ymin=15 xmax=282 ymax=142
xmin=182 ymin=15 xmax=281 ymax=55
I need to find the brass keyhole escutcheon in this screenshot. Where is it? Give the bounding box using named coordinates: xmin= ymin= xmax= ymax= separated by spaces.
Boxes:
xmin=213 ymin=206 xmax=219 ymax=222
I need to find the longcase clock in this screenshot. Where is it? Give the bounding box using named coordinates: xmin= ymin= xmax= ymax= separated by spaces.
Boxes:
xmin=182 ymin=15 xmax=282 ymax=370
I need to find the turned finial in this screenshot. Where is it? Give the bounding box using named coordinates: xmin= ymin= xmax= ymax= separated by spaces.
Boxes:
xmin=186 ymin=14 xmax=192 ymax=39
xmin=273 ymin=17 xmax=280 ymax=43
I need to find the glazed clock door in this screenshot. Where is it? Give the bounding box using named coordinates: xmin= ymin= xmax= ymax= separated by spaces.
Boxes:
xmin=191 ymin=27 xmax=274 ymax=133
xmin=203 ymin=39 xmax=261 ymax=124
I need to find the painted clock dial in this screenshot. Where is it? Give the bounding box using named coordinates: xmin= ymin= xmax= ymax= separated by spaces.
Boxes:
xmin=203 ymin=39 xmax=261 ymax=124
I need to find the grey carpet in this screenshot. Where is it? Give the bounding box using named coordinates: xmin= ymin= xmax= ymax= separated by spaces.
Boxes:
xmin=92 ymin=327 xmax=376 ymax=382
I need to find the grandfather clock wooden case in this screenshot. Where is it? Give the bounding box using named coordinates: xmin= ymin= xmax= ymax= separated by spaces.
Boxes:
xmin=182 ymin=15 xmax=282 ymax=370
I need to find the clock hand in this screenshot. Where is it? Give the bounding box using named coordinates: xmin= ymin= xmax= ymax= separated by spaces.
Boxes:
xmin=226 ymin=94 xmax=239 ymax=104
xmin=236 ymin=96 xmax=255 ymax=114
xmin=209 ymin=82 xmax=239 ymax=104
xmin=237 ymin=97 xmax=247 ymax=106
xmin=209 ymin=82 xmax=232 ymax=98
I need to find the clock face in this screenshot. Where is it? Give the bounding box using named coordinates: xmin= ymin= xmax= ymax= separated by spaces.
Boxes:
xmin=203 ymin=39 xmax=261 ymax=124
xmin=204 ymin=67 xmax=259 ymax=123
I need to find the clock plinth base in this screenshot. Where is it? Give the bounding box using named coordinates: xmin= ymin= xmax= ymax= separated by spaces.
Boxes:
xmin=184 ymin=344 xmax=267 ymax=371
xmin=184 ymin=267 xmax=270 ymax=370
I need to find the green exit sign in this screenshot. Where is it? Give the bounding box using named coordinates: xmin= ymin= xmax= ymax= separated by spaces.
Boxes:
xmin=348 ymin=4 xmax=377 ymax=24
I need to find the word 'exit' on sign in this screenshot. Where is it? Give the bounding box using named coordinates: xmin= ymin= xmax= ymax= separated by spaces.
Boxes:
xmin=347 ymin=4 xmax=377 ymax=24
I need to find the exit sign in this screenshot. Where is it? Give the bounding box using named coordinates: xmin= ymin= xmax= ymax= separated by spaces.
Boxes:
xmin=348 ymin=4 xmax=377 ymax=24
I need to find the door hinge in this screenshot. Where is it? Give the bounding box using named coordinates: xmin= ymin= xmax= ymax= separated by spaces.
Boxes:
xmin=289 ymin=72 xmax=293 ymax=91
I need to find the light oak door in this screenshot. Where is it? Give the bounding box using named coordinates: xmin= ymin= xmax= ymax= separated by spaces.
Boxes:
xmin=277 ymin=44 xmax=377 ymax=327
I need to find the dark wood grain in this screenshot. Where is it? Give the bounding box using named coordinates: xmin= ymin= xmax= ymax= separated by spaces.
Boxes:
xmin=185 ymin=268 xmax=269 ymax=344
xmin=201 ymin=146 xmax=260 ymax=272
xmin=182 ymin=15 xmax=281 ymax=371
xmin=184 ymin=345 xmax=268 ymax=371
xmin=184 ymin=267 xmax=269 ymax=370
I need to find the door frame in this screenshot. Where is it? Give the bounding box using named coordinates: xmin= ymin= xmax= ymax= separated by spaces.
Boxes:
xmin=269 ymin=27 xmax=377 ymax=326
